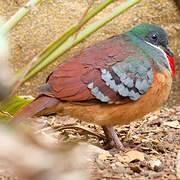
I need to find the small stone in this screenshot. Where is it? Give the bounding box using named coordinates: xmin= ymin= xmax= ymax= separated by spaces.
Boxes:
xmin=149 ymin=158 xmax=163 ymax=172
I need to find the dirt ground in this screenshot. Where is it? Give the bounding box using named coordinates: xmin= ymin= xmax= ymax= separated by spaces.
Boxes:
xmin=0 ymin=106 xmax=179 ymax=180
xmin=37 ymin=106 xmax=180 ymax=180
xmin=0 ymin=0 xmax=180 ymax=180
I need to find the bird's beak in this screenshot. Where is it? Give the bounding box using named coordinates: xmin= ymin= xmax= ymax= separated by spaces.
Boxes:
xmin=165 ymin=46 xmax=174 ymax=57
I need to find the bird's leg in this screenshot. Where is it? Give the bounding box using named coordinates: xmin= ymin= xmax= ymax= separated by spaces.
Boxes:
xmin=102 ymin=125 xmax=124 ymax=150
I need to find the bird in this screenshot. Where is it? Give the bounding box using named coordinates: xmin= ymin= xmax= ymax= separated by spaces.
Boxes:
xmin=10 ymin=23 xmax=176 ymax=150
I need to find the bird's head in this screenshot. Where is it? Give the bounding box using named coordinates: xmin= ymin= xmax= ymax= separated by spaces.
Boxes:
xmin=129 ymin=23 xmax=175 ymax=76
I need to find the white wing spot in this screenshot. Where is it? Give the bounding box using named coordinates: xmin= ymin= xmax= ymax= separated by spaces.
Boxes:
xmin=88 ymin=82 xmax=94 ymax=89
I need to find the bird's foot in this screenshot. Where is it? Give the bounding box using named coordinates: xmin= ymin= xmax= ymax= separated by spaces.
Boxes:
xmin=102 ymin=125 xmax=125 ymax=151
xmin=102 ymin=125 xmax=142 ymax=153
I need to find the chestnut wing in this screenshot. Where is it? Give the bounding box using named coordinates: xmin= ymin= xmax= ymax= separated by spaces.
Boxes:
xmin=37 ymin=35 xmax=154 ymax=104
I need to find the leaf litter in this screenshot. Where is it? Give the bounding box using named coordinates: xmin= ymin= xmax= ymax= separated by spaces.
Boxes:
xmin=0 ymin=106 xmax=179 ymax=179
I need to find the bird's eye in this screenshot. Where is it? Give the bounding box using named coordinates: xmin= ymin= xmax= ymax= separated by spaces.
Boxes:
xmin=151 ymin=34 xmax=158 ymax=41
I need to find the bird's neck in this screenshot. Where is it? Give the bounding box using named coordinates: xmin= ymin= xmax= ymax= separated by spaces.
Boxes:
xmin=124 ymin=32 xmax=175 ymax=76
xmin=144 ymin=41 xmax=175 ymax=77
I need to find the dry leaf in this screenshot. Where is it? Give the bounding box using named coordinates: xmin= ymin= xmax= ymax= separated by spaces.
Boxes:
xmin=163 ymin=120 xmax=180 ymax=129
xmin=147 ymin=115 xmax=158 ymax=121
xmin=116 ymin=150 xmax=144 ymax=163
xmin=149 ymin=149 xmax=159 ymax=155
xmin=177 ymin=151 xmax=180 ymax=179
xmin=87 ymin=144 xmax=111 ymax=161
xmin=132 ymin=135 xmax=160 ymax=144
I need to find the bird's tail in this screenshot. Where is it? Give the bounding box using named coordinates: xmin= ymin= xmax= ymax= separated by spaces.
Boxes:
xmin=9 ymin=95 xmax=60 ymax=124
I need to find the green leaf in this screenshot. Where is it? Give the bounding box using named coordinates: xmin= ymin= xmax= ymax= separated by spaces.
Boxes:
xmin=0 ymin=96 xmax=33 ymax=122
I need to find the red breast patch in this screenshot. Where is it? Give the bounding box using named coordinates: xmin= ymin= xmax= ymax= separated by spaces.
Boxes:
xmin=165 ymin=52 xmax=176 ymax=77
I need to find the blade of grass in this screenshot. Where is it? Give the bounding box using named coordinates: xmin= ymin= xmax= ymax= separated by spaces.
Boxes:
xmin=21 ymin=0 xmax=141 ymax=82
xmin=73 ymin=0 xmax=96 ymax=39
xmin=0 ymin=0 xmax=42 ymax=36
xmin=12 ymin=0 xmax=116 ymax=87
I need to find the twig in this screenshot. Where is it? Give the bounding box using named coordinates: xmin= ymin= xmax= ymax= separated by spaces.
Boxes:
xmin=97 ymin=176 xmax=121 ymax=179
xmin=56 ymin=125 xmax=105 ymax=140
xmin=72 ymin=0 xmax=95 ymax=43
